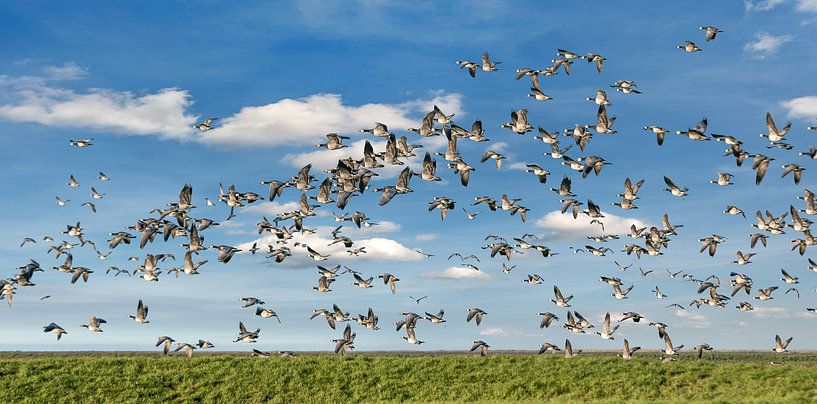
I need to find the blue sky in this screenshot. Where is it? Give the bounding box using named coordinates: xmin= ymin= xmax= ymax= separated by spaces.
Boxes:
xmin=2 ymin=0 xmax=817 ymax=352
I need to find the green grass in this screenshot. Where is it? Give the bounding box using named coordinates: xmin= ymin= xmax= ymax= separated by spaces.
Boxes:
xmin=0 ymin=352 xmax=816 ymax=402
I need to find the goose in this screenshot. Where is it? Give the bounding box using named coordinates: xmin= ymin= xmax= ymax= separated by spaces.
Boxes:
xmin=723 ymin=205 xmax=745 ymax=218
xmin=312 ymin=276 xmax=334 ymax=292
xmin=749 ymin=233 xmax=769 ymax=248
xmin=428 ymin=197 xmax=455 ymax=220
xmin=643 ymin=126 xmax=669 ymax=145
xmin=69 ymin=138 xmax=94 ymax=147
xmin=614 ymin=261 xmax=632 ymax=272
xmin=255 ymin=307 xmax=282 ymax=323
xmin=700 ymin=25 xmax=723 ymax=41
xmin=80 ymin=202 xmax=96 ymax=213
xmin=551 ymin=57 xmax=572 ymax=75
xmin=461 ymin=208 xmax=481 ymax=220
xmin=538 ymin=342 xmax=560 ymax=354
xmin=425 ymin=310 xmax=446 ymax=324
xmin=90 ymin=187 xmax=105 ymax=200
xmin=500 ymin=109 xmax=533 ymax=134
xmin=466 ymin=308 xmax=487 ymax=326
xmin=552 ymin=286 xmax=573 ymax=307
xmin=564 ymin=339 xmax=581 ymax=358
xmin=193 ymin=118 xmax=217 ymax=131
xmin=772 ymin=335 xmax=793 ymax=353
xmin=675 ymin=117 xmax=709 ymax=141
xmin=43 ymin=323 xmax=67 ymax=340
xmin=156 ymin=336 xmax=175 ymax=354
xmin=481 ymin=151 xmax=505 ymax=171
xmin=610 ymin=80 xmax=642 ymax=94
xmin=594 ymin=105 xmax=617 ymax=134
xmin=234 ymin=321 xmax=260 ymax=343
xmin=732 ymin=251 xmax=755 ymax=265
xmin=640 ymin=267 xmax=654 ymax=277
xmin=785 ymin=287 xmax=800 ymax=298
xmin=470 ymin=340 xmax=490 ymax=356
xmin=621 ymin=339 xmax=641 ymax=359
xmin=55 ymin=196 xmax=70 ymax=206
xmin=502 ymin=263 xmax=516 ymax=273
xmin=538 ymin=312 xmax=559 ymax=328
xmin=174 ymin=342 xmax=197 ymax=358
xmin=197 ymin=340 xmax=214 ymax=349
xmin=663 ymin=176 xmax=688 ymax=197
xmin=761 ymin=112 xmax=791 ymax=142
xmin=316 ymin=133 xmax=349 ymax=150
xmin=456 ymin=60 xmax=478 ymax=77
xmin=587 ymin=89 xmax=612 ymax=106
xmin=752 ymin=154 xmax=774 ymax=184
xmin=360 ymin=122 xmax=390 ymax=137
xmin=595 ymin=313 xmax=619 ymax=340
xmin=780 ymin=269 xmax=799 ymax=284
xmin=652 ymin=286 xmax=667 ymax=299
xmin=660 ymin=334 xmax=684 ymax=355
xmin=583 ymin=53 xmax=605 ymax=73
xmin=403 ymin=327 xmax=424 ymax=345
xmin=411 ymin=295 xmax=428 ymax=304
xmin=378 ymin=273 xmax=399 ymax=294
xmin=800 ymin=147 xmax=817 ymax=160
xmin=310 ymin=309 xmax=337 ymax=330
xmin=755 ymin=286 xmax=778 ymax=300
xmin=611 ymin=284 xmax=633 ymax=299
xmin=251 ymin=349 xmax=271 ymax=358
xmin=67 ymin=175 xmax=80 ymax=188
xmin=533 ymin=127 xmax=560 ymax=144
xmin=711 ymin=172 xmax=734 ymax=186
xmin=480 ymin=52 xmax=500 ymax=71
xmin=649 ymin=322 xmax=669 ymax=339
xmin=129 ymin=299 xmax=149 ymax=324
xmin=618 ymin=312 xmax=644 ymax=323
xmin=528 ymin=87 xmax=552 ymax=101
xmin=781 ymin=164 xmax=805 ymax=184
xmin=523 ymin=274 xmax=544 ymax=285
xmin=352 ymin=273 xmax=374 ymax=289
xmin=677 ymin=40 xmax=701 ymax=52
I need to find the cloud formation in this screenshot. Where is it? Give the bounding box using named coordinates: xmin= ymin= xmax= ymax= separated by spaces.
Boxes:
xmin=422 ymin=266 xmax=493 ymax=280
xmin=535 ymin=210 xmax=648 ymax=241
xmin=780 ymin=96 xmax=817 ymax=119
xmin=744 ymin=32 xmax=794 ymax=59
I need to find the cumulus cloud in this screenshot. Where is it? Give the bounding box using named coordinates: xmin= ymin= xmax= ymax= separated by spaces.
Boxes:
xmin=780 ymin=96 xmax=817 ymax=119
xmin=534 ymin=210 xmax=648 ymax=241
xmin=743 ymin=32 xmax=794 ymax=59
xmin=422 ymin=266 xmax=493 ymax=280
xmin=241 ymin=201 xmax=301 ymax=216
xmin=236 ymin=230 xmax=422 ymax=267
xmin=0 ymin=69 xmax=196 ymax=138
xmin=200 ymin=92 xmax=463 ymax=147
xmin=414 ymin=233 xmax=439 ymax=241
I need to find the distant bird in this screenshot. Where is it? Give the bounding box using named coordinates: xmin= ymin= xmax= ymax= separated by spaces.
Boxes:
xmin=129 ymin=299 xmax=149 ymax=324
xmin=193 ymin=117 xmax=218 ymax=131
xmin=80 ymin=316 xmax=106 ymax=332
xmin=771 ymin=335 xmax=793 ymax=353
xmin=700 ymin=26 xmax=723 ymax=41
xmin=470 ymin=340 xmax=490 ymax=356
xmin=69 ymin=139 xmax=94 ymax=147
xmin=43 ymin=323 xmax=67 ymax=340
xmin=677 ymin=40 xmax=701 ymax=52
xmin=466 ymin=308 xmax=487 ymax=326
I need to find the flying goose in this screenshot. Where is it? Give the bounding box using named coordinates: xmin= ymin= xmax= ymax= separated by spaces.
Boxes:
xmin=255 ymin=307 xmax=282 ymax=323
xmin=500 ymin=109 xmax=533 ymax=134
xmin=660 ymin=334 xmax=684 ymax=355
xmin=193 ymin=117 xmax=217 ymax=131
xmin=456 ymin=59 xmax=478 ymax=78
xmin=466 ymin=308 xmax=487 ymax=326
xmin=69 ymin=138 xmax=94 ymax=147
xmin=700 ymin=25 xmax=723 ymax=41
xmin=781 ymin=164 xmax=805 ymax=185
xmin=564 ymin=339 xmax=581 ymax=358
xmin=352 ymin=273 xmax=374 ymax=289
xmin=43 ymin=323 xmax=67 ymax=340
xmin=780 ymin=269 xmax=799 ymax=284
xmin=234 ymin=321 xmax=260 ymax=343
xmin=711 ymin=172 xmax=734 ymax=186
xmin=595 ymin=313 xmax=619 ymax=340
xmin=156 ymin=336 xmax=175 ymax=354
xmin=316 ymin=133 xmax=350 ymax=150
xmin=539 ymin=342 xmax=560 ymax=354
xmin=80 ymin=316 xmax=106 ymax=332
xmin=610 ymin=80 xmax=641 ymax=94
xmin=675 ymin=117 xmax=709 ymax=141
xmin=551 ymin=286 xmax=573 ymax=308
xmin=129 ymin=300 xmax=149 ymax=324
xmin=752 ymin=154 xmax=774 ymax=184
xmin=755 ymin=286 xmax=778 ymax=300
xmin=677 ymin=40 xmax=701 ymax=52
xmin=761 ymin=112 xmax=791 ymax=142
xmin=772 ymin=335 xmax=793 ymax=353
xmin=174 ymin=342 xmax=197 ymax=358
xmin=621 ymin=339 xmax=641 ymax=359
xmin=470 ymin=340 xmax=490 ymax=356
xmin=528 ymin=87 xmax=552 ymax=101
xmin=480 ymin=151 xmax=505 ymax=171
xmin=480 ymin=52 xmax=500 ymax=72
xmin=663 ymin=176 xmax=688 ymax=197
xmin=378 ymin=273 xmax=399 ymax=295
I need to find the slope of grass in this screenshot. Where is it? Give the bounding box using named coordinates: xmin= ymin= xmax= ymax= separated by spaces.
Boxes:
xmin=0 ymin=352 xmax=815 ymax=402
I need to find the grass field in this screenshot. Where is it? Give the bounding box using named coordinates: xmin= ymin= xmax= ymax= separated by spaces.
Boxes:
xmin=1 ymin=352 xmax=816 ymax=402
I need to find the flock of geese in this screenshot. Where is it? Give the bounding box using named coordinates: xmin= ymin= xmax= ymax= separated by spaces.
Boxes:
xmin=10 ymin=25 xmax=817 ymax=360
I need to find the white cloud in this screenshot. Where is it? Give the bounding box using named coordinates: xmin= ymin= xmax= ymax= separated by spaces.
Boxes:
xmin=241 ymin=201 xmax=301 ymax=216
xmin=534 ymin=210 xmax=648 ymax=241
xmin=422 ymin=266 xmax=493 ymax=280
xmin=236 ymin=230 xmax=422 ymax=267
xmin=780 ymin=96 xmax=817 ymax=119
xmin=200 ymin=92 xmax=463 ymax=147
xmin=415 ymin=233 xmax=439 ymax=241
xmin=744 ymin=0 xmax=785 ymax=11
xmin=749 ymin=306 xmax=790 ymax=319
xmin=480 ymin=327 xmax=506 ymax=336
xmin=42 ymin=62 xmax=87 ymax=81
xmin=674 ymin=309 xmax=710 ymax=328
xmin=796 ymin=0 xmax=817 ymax=12
xmin=743 ymin=32 xmax=794 ymax=59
